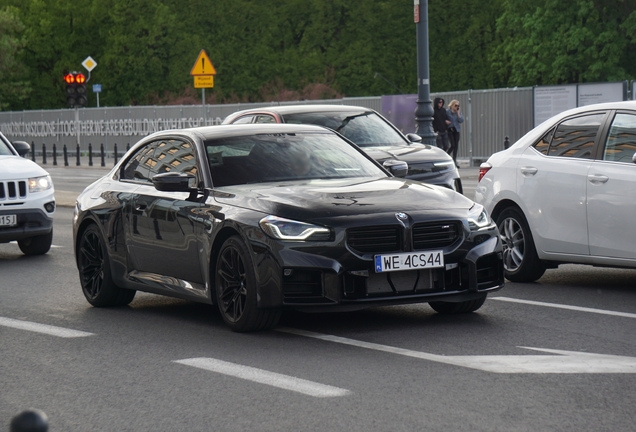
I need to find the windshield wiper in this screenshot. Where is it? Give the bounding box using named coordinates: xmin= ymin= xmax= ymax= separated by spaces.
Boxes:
xmin=335 ymin=112 xmax=371 ymax=132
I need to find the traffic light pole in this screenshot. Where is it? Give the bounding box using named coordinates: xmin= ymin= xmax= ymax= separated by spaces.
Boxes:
xmin=75 ymin=106 xmax=80 ymax=149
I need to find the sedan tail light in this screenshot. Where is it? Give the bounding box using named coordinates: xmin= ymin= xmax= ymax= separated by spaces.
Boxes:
xmin=478 ymin=163 xmax=492 ymax=182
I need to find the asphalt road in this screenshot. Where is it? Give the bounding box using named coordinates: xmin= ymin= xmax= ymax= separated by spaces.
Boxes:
xmin=2 ymin=206 xmax=636 ymax=430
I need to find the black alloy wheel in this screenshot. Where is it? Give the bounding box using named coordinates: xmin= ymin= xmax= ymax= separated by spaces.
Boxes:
xmin=215 ymin=236 xmax=280 ymax=332
xmin=496 ymin=207 xmax=545 ymax=282
xmin=78 ymin=224 xmax=135 ymax=307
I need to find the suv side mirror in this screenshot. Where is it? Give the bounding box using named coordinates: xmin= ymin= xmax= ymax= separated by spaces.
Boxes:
xmin=632 ymin=152 xmax=636 ymax=164
xmin=152 ymin=172 xmax=197 ymax=192
xmin=12 ymin=141 xmax=30 ymax=157
xmin=383 ymin=159 xmax=408 ymax=178
xmin=405 ymin=133 xmax=422 ymax=143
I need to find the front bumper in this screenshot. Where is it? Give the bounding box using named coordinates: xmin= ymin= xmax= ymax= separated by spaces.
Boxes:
xmin=252 ymin=225 xmax=504 ymax=310
xmin=0 ymin=208 xmax=54 ymax=243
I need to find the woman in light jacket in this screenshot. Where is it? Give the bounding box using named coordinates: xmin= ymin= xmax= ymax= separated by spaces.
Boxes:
xmin=446 ymin=99 xmax=464 ymax=166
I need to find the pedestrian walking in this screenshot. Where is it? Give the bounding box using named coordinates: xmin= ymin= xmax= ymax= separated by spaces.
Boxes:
xmin=446 ymin=99 xmax=464 ymax=166
xmin=433 ymin=97 xmax=451 ymax=151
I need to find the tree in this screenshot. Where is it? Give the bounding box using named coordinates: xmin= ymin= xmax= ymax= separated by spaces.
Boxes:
xmin=492 ymin=0 xmax=636 ymax=86
xmin=0 ymin=6 xmax=31 ymax=110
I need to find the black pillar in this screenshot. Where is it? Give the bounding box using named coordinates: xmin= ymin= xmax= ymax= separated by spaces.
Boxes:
xmin=414 ymin=0 xmax=436 ymax=145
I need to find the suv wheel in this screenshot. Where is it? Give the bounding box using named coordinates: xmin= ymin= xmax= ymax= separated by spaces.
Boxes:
xmin=18 ymin=231 xmax=53 ymax=256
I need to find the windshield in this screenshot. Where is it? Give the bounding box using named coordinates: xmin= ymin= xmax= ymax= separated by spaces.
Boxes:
xmin=204 ymin=131 xmax=387 ymax=187
xmin=282 ymin=111 xmax=409 ymax=147
xmin=0 ymin=135 xmax=14 ymax=156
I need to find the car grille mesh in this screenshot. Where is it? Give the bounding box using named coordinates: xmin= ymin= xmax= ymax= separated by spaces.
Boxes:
xmin=0 ymin=181 xmax=27 ymax=200
xmin=347 ymin=225 xmax=401 ymax=253
xmin=347 ymin=221 xmax=461 ymax=254
xmin=412 ymin=221 xmax=460 ymax=249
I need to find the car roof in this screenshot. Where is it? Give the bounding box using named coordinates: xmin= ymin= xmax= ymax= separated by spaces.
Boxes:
xmin=228 ymin=104 xmax=373 ymax=116
xmin=144 ymin=123 xmax=335 ymax=142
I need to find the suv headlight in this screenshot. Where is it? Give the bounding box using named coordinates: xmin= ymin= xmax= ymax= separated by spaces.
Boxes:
xmin=28 ymin=175 xmax=53 ymax=193
xmin=259 ymin=215 xmax=331 ymax=241
xmin=467 ymin=204 xmax=490 ymax=230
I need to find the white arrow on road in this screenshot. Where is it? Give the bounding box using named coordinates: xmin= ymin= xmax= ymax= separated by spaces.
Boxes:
xmin=278 ymin=328 xmax=636 ymax=374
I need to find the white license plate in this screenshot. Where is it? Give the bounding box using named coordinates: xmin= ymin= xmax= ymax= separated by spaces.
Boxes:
xmin=375 ymin=250 xmax=444 ymax=273
xmin=0 ymin=214 xmax=17 ymax=226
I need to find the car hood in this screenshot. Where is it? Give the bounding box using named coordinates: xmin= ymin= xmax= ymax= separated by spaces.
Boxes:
xmin=214 ymin=177 xmax=473 ymax=222
xmin=0 ymin=155 xmax=49 ymax=180
xmin=363 ymin=144 xmax=452 ymax=164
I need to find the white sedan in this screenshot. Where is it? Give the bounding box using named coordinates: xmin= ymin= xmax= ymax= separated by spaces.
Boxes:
xmin=475 ymin=101 xmax=636 ymax=282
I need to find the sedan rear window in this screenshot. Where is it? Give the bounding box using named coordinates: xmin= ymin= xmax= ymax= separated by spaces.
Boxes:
xmin=547 ymin=113 xmax=605 ymax=159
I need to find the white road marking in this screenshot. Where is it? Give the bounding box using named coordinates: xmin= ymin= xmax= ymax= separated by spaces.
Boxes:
xmin=7 ymin=241 xmax=61 ymax=248
xmin=0 ymin=317 xmax=94 ymax=338
xmin=174 ymin=357 xmax=351 ymax=397
xmin=277 ymin=327 xmax=636 ymax=374
xmin=492 ymin=296 xmax=636 ymax=319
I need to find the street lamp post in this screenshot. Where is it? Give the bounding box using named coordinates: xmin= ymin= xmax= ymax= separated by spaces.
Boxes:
xmin=414 ymin=0 xmax=436 ymax=146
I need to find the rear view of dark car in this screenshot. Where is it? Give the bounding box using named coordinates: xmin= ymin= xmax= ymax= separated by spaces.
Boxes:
xmin=223 ymin=105 xmax=463 ymax=193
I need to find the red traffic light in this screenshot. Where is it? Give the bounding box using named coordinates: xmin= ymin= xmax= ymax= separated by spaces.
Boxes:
xmin=75 ymin=73 xmax=86 ymax=84
xmin=64 ymin=73 xmax=75 ymax=84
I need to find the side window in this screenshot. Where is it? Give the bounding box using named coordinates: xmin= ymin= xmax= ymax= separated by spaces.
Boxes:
xmin=254 ymin=115 xmax=276 ymax=124
xmin=231 ymin=115 xmax=254 ymax=124
xmin=154 ymin=139 xmax=198 ymax=176
xmin=548 ymin=113 xmax=605 ymax=159
xmin=121 ymin=142 xmax=159 ymax=183
xmin=533 ymin=128 xmax=553 ymax=155
xmin=603 ymin=113 xmax=636 ymax=162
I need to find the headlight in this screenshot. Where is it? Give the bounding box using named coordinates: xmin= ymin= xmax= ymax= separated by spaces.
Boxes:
xmin=259 ymin=215 xmax=331 ymax=241
xmin=28 ymin=175 xmax=52 ymax=193
xmin=433 ymin=160 xmax=455 ymax=171
xmin=467 ymin=204 xmax=490 ymax=230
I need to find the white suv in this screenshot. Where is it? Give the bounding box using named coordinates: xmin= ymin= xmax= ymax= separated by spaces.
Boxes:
xmin=0 ymin=132 xmax=55 ymax=255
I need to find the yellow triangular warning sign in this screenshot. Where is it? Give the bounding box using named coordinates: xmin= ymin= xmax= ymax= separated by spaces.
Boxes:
xmin=190 ymin=50 xmax=216 ymax=76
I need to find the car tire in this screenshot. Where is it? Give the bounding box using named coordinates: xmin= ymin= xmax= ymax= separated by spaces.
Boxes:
xmin=215 ymin=236 xmax=281 ymax=332
xmin=496 ymin=207 xmax=546 ymax=282
xmin=429 ymin=295 xmax=487 ymax=314
xmin=18 ymin=230 xmax=53 ymax=256
xmin=78 ymin=224 xmax=136 ymax=307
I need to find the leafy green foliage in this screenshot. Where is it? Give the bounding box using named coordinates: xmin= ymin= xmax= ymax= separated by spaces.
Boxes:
xmin=0 ymin=6 xmax=31 ymax=109
xmin=492 ymin=0 xmax=636 ymax=85
xmin=0 ymin=0 xmax=634 ymax=110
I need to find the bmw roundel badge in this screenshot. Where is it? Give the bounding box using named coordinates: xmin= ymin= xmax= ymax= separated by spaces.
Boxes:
xmin=396 ymin=212 xmax=408 ymax=220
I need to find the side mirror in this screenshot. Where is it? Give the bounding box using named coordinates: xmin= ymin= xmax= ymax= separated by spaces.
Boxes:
xmin=383 ymin=159 xmax=409 ymax=178
xmin=405 ymin=133 xmax=422 ymax=143
xmin=12 ymin=141 xmax=30 ymax=157
xmin=632 ymin=152 xmax=636 ymax=164
xmin=152 ymin=172 xmax=197 ymax=192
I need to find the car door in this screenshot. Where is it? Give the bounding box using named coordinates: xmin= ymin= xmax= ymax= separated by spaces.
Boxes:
xmin=125 ymin=138 xmax=204 ymax=284
xmin=516 ymin=112 xmax=607 ymax=255
xmin=586 ymin=111 xmax=636 ymax=259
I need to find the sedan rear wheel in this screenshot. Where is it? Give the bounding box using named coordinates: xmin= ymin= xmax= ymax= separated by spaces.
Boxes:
xmin=78 ymin=224 xmax=136 ymax=307
xmin=215 ymin=236 xmax=281 ymax=332
xmin=496 ymin=207 xmax=545 ymax=282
